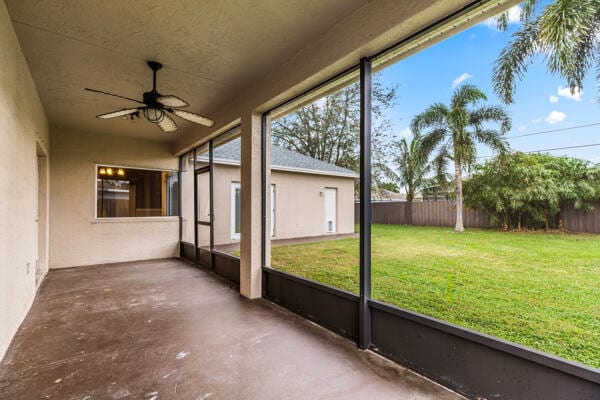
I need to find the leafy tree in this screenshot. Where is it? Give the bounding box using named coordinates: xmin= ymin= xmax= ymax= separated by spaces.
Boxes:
xmin=421 ymin=175 xmax=454 ymax=201
xmin=378 ymin=181 xmax=400 ymax=193
xmin=464 ymin=152 xmax=600 ymax=230
xmin=493 ymin=0 xmax=600 ymax=103
xmin=394 ymin=133 xmax=429 ymax=202
xmin=271 ymin=78 xmax=398 ymax=184
xmin=411 ymin=84 xmax=511 ymax=232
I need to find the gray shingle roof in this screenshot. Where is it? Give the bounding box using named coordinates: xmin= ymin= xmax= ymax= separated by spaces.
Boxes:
xmin=210 ymin=137 xmax=358 ymax=178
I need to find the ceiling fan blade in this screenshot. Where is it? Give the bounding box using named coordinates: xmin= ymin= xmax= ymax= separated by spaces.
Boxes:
xmin=156 ymin=95 xmax=189 ymax=108
xmin=85 ymin=88 xmax=144 ymax=104
xmin=170 ymin=109 xmax=214 ymax=127
xmin=96 ymin=108 xmax=141 ymax=119
xmin=156 ymin=114 xmax=178 ymax=133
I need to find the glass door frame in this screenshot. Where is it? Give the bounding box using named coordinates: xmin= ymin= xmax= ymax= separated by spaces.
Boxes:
xmin=194 ymin=142 xmax=214 ymax=268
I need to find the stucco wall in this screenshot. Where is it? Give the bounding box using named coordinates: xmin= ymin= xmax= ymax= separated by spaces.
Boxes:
xmin=270 ymin=170 xmax=355 ymax=240
xmin=0 ymin=1 xmax=50 ymax=361
xmin=180 ymin=162 xmax=355 ymax=247
xmin=213 ymin=164 xmax=241 ymax=246
xmin=210 ymin=164 xmax=355 ymax=244
xmin=49 ymin=129 xmax=179 ymax=269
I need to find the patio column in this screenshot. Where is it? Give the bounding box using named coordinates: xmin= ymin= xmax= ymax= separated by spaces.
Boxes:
xmin=240 ymin=112 xmax=262 ymax=299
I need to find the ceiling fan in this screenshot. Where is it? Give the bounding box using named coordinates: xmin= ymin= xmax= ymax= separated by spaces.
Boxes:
xmin=85 ymin=61 xmax=214 ymax=133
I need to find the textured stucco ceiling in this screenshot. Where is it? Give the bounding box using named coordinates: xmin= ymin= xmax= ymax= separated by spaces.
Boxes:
xmin=5 ymin=0 xmax=369 ymax=142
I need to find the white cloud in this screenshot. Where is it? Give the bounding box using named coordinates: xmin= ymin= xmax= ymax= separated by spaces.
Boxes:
xmin=452 ymin=73 xmax=473 ymax=89
xmin=518 ymin=125 xmax=527 ymax=132
xmin=549 ymin=95 xmax=559 ymax=103
xmin=399 ymin=127 xmax=412 ymax=138
xmin=544 ymin=110 xmax=567 ymax=125
xmin=532 ymin=117 xmax=543 ymax=124
xmin=483 ymin=5 xmax=522 ymax=29
xmin=557 ymin=86 xmax=583 ymax=101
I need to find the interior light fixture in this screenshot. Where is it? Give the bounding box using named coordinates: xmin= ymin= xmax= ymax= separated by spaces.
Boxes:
xmin=143 ymin=106 xmax=165 ymax=123
xmin=98 ymin=167 xmax=125 ymax=177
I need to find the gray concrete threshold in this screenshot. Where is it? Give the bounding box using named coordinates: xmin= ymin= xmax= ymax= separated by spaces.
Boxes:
xmin=0 ymin=259 xmax=465 ymax=400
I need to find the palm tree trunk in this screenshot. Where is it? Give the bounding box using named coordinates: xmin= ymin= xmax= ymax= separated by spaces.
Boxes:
xmin=454 ymin=160 xmax=464 ymax=232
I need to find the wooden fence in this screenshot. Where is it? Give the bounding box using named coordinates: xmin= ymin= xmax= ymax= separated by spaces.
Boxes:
xmin=355 ymin=200 xmax=600 ymax=233
xmin=354 ymin=201 xmax=494 ymax=228
xmin=561 ymin=201 xmax=600 ymax=233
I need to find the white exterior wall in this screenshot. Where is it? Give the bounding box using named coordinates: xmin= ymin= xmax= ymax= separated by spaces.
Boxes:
xmin=49 ymin=129 xmax=179 ymax=269
xmin=0 ymin=1 xmax=50 ymax=360
xmin=270 ymin=171 xmax=355 ymax=240
xmin=209 ymin=164 xmax=355 ymax=245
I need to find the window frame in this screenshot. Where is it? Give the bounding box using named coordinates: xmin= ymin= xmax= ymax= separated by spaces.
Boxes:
xmin=94 ymin=163 xmax=179 ymax=220
xmin=230 ymin=181 xmax=241 ymax=240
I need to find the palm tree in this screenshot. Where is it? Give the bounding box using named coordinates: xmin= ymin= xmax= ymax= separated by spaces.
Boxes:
xmin=492 ymin=0 xmax=600 ymax=103
xmin=410 ymin=84 xmax=511 ymax=232
xmin=395 ymin=133 xmax=429 ymax=202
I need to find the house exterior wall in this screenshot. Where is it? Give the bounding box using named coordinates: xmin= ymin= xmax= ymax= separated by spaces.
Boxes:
xmin=208 ymin=164 xmax=355 ymax=245
xmin=270 ymin=170 xmax=355 ymax=239
xmin=213 ymin=164 xmax=241 ymax=246
xmin=0 ymin=1 xmax=50 ymax=360
xmin=49 ymin=129 xmax=179 ymax=269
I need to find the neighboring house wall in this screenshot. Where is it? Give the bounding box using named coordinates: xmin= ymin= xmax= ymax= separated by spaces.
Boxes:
xmin=0 ymin=1 xmax=50 ymax=360
xmin=270 ymin=170 xmax=355 ymax=240
xmin=197 ymin=164 xmax=356 ymax=246
xmin=213 ymin=164 xmax=240 ymax=246
xmin=49 ymin=129 xmax=179 ymax=269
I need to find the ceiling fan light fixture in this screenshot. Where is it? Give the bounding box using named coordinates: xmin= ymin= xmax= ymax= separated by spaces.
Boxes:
xmin=143 ymin=107 xmax=165 ymax=123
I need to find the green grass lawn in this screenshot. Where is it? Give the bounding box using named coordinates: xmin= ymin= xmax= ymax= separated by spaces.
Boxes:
xmin=271 ymin=224 xmax=600 ymax=369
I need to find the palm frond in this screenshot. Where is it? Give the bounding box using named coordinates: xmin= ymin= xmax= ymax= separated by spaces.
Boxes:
xmin=410 ymin=103 xmax=449 ymax=134
xmin=470 ymin=105 xmax=512 ymax=133
xmin=539 ymin=0 xmax=597 ymax=89
xmin=451 ymin=84 xmax=487 ymax=109
xmin=474 ymin=128 xmax=510 ymax=154
xmin=492 ymin=22 xmax=539 ymax=104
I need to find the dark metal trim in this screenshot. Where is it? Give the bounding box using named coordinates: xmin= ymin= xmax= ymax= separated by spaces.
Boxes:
xmin=359 ymin=57 xmax=372 ymax=350
xmin=368 ymin=299 xmax=600 ymax=384
xmin=180 ymin=241 xmax=195 ymax=262
xmin=263 ymin=267 xmax=359 ymax=341
xmin=263 ymin=267 xmax=358 ymax=301
xmin=261 ymin=114 xmax=267 ymax=269
xmin=193 ymin=148 xmax=198 ymax=262
xmin=209 ymin=140 xmax=215 ymax=269
xmin=178 ymin=155 xmax=183 ymax=249
xmin=196 ymin=221 xmax=211 ymax=226
xmin=261 ymin=114 xmax=268 ymax=297
xmin=195 ymin=165 xmax=210 ymax=174
xmin=213 ymin=251 xmax=241 ymax=284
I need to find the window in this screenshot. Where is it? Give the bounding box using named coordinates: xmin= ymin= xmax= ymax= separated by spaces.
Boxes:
xmin=231 ymin=182 xmax=241 ymax=240
xmin=96 ymin=165 xmax=178 ymax=218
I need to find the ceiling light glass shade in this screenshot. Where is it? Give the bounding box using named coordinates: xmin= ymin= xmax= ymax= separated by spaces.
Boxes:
xmin=117 ymin=168 xmax=125 ymax=177
xmin=143 ymin=107 xmax=165 ymax=123
xmin=99 ymin=167 xmax=107 ymax=175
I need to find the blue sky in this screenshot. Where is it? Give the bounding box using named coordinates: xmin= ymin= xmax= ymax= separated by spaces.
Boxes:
xmin=376 ymin=4 xmax=600 ymax=164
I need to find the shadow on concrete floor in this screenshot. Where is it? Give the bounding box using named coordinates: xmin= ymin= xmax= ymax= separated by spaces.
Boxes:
xmin=0 ymin=258 xmax=464 ymax=400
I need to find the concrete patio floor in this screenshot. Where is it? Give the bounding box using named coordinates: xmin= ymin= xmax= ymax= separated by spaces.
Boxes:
xmin=0 ymin=259 xmax=465 ymax=400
